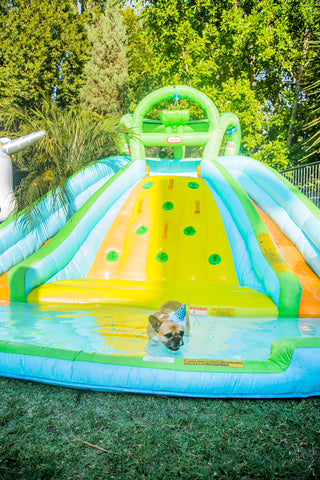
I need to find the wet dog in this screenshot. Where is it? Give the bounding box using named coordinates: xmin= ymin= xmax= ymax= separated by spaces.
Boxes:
xmin=148 ymin=301 xmax=189 ymax=351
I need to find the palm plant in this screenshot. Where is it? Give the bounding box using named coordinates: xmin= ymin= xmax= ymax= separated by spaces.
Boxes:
xmin=0 ymin=97 xmax=129 ymax=226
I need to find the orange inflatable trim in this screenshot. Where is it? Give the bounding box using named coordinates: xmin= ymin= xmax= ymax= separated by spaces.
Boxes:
xmin=256 ymin=205 xmax=320 ymax=318
xmin=0 ymin=273 xmax=10 ymax=305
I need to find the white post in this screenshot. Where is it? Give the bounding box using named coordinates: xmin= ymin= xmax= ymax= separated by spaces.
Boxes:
xmin=0 ymin=144 xmax=16 ymax=222
xmin=0 ymin=130 xmax=46 ymax=222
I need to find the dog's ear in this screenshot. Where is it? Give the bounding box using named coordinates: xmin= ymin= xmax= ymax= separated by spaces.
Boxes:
xmin=148 ymin=315 xmax=161 ymax=332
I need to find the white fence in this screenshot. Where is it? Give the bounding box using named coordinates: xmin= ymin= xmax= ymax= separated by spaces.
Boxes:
xmin=280 ymin=161 xmax=320 ymax=208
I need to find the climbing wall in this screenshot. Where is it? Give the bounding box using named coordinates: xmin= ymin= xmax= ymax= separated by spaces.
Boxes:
xmin=88 ymin=176 xmax=239 ymax=286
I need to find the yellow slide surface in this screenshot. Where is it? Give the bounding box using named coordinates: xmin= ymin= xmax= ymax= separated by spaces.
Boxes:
xmin=89 ymin=176 xmax=238 ymax=284
xmin=30 ymin=176 xmax=277 ymax=316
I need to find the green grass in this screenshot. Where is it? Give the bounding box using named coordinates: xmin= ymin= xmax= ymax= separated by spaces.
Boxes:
xmin=0 ymin=377 xmax=319 ymax=480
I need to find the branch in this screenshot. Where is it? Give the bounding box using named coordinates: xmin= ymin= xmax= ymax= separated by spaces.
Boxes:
xmin=73 ymin=437 xmax=121 ymax=454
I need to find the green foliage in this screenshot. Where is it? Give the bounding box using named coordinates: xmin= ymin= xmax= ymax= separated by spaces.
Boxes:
xmin=75 ymin=0 xmax=108 ymax=16
xmin=122 ymin=7 xmax=157 ymax=111
xmin=0 ymin=0 xmax=90 ymax=109
xmin=125 ymin=0 xmax=320 ymax=167
xmin=0 ymin=0 xmax=318 ymax=170
xmin=304 ymin=35 xmax=320 ymax=162
xmin=203 ymin=78 xmax=291 ymax=170
xmin=0 ymin=98 xmax=126 ymax=224
xmin=81 ymin=2 xmax=129 ymax=115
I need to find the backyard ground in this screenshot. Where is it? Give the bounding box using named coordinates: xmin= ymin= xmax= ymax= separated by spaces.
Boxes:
xmin=0 ymin=377 xmax=319 ymax=479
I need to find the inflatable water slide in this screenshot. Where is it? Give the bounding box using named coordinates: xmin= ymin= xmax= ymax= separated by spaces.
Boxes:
xmin=2 ymin=86 xmax=320 ymax=318
xmin=0 ymin=85 xmax=320 ymax=397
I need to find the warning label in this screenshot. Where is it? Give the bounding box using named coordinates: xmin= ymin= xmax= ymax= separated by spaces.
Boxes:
xmin=190 ymin=306 xmax=208 ymax=316
xmin=210 ymin=307 xmax=236 ymax=317
xmin=183 ymin=359 xmax=244 ymax=368
xmin=143 ymin=356 xmax=174 ymax=363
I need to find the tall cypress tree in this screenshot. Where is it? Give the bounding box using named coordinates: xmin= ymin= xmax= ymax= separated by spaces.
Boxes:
xmin=80 ymin=2 xmax=129 ymax=116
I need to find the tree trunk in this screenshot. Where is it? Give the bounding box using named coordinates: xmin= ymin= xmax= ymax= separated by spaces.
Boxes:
xmin=286 ymin=30 xmax=310 ymax=150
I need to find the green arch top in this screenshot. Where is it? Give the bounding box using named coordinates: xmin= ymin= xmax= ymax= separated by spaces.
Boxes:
xmin=120 ymin=85 xmax=241 ymax=163
xmin=133 ymin=85 xmax=220 ymax=133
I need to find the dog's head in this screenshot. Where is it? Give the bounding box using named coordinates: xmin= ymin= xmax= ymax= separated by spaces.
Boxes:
xmin=148 ymin=315 xmax=185 ymax=351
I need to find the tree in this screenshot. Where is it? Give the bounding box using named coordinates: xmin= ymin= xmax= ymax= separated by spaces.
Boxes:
xmin=125 ymin=0 xmax=320 ymax=167
xmin=75 ymin=0 xmax=107 ymax=16
xmin=0 ymin=0 xmax=90 ymax=109
xmin=81 ymin=2 xmax=129 ymax=115
xmin=0 ymin=97 xmax=127 ymax=225
xmin=303 ymin=32 xmax=320 ymax=162
xmin=122 ymin=7 xmax=156 ymax=111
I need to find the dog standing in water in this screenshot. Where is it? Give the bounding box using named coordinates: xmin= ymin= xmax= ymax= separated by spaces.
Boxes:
xmin=148 ymin=301 xmax=190 ymax=351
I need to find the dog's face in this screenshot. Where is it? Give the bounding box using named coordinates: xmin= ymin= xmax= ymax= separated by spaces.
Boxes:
xmin=148 ymin=314 xmax=185 ymax=351
xmin=148 ymin=301 xmax=189 ymax=351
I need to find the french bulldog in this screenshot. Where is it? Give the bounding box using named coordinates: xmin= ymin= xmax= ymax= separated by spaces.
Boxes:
xmin=148 ymin=301 xmax=190 ymax=351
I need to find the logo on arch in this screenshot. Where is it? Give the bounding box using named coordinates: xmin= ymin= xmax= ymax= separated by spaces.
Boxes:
xmin=167 ymin=136 xmax=182 ymax=144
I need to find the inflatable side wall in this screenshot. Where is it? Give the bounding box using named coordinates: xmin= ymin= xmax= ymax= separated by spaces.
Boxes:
xmin=0 ymin=157 xmax=128 ymax=276
xmin=202 ymin=161 xmax=302 ymax=317
xmin=219 ymin=156 xmax=320 ymax=278
xmin=8 ymin=161 xmax=145 ymax=301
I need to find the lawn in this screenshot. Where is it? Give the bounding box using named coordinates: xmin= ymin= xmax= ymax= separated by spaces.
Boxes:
xmin=0 ymin=377 xmax=319 ymax=479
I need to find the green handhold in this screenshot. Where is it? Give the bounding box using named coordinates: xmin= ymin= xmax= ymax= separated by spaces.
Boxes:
xmin=143 ymin=182 xmax=153 ymax=189
xmin=188 ymin=181 xmax=200 ymax=189
xmin=163 ymin=201 xmax=174 ymax=210
xmin=184 ymin=226 xmax=196 ymax=236
xmin=208 ymin=254 xmax=222 ymax=265
xmin=136 ymin=226 xmax=148 ymax=235
xmin=156 ymin=252 xmax=169 ymax=263
xmin=106 ymin=251 xmax=119 ymax=262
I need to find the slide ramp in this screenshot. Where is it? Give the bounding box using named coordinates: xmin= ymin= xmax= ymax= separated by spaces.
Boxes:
xmin=256 ymin=205 xmax=320 ymax=317
xmin=27 ymin=175 xmax=277 ymax=316
xmin=0 ymin=156 xmax=128 ymax=304
xmin=5 ymin=154 xmax=312 ymax=318
xmin=219 ymin=155 xmax=320 ymax=318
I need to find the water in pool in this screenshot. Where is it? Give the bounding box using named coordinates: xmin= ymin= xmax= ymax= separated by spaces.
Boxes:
xmin=0 ymin=302 xmax=319 ymax=361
